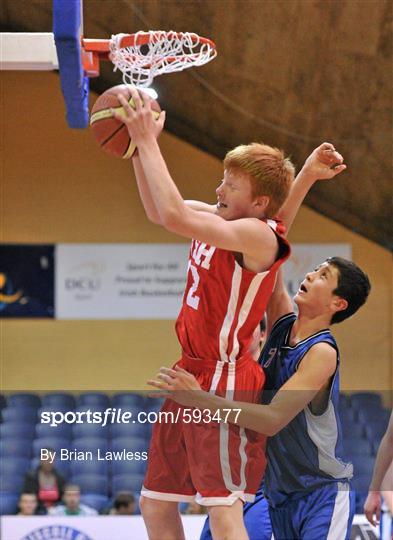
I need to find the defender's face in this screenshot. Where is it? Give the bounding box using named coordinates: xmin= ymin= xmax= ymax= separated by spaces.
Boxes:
xmin=294 ymin=262 xmax=340 ymax=315
xmin=215 ymin=170 xmax=256 ymax=221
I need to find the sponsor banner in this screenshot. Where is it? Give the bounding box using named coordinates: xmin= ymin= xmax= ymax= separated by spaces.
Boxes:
xmin=0 ymin=515 xmax=379 ymax=540
xmin=283 ymin=243 xmax=351 ymax=298
xmin=0 ymin=244 xmax=54 ymax=318
xmin=55 ymin=244 xmax=189 ymax=319
xmin=55 ymin=243 xmax=351 ymax=320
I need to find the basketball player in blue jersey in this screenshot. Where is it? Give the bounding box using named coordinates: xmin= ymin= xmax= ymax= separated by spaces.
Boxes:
xmin=150 ymin=257 xmax=371 ymax=540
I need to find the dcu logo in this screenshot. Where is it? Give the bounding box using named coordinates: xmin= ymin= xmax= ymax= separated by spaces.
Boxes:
xmin=0 ymin=272 xmax=24 ymax=311
xmin=22 ymin=524 xmax=93 ymax=540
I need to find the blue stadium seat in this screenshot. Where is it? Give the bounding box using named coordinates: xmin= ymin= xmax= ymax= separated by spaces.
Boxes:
xmin=111 ymin=458 xmax=147 ymax=477
xmin=42 ymin=393 xmax=76 ymax=409
xmin=0 ymin=394 xmax=7 ymax=410
xmin=364 ymin=421 xmax=389 ymax=444
xmin=30 ymin=457 xmax=71 ymax=480
xmin=32 ymin=437 xmax=70 ymax=457
xmin=0 ymin=475 xmax=25 ymax=494
xmin=72 ymin=423 xmax=109 ymax=440
xmin=358 ymin=408 xmax=390 ymax=426
xmin=0 ymin=457 xmax=31 ymax=475
xmin=0 ymin=493 xmax=19 ymax=515
xmin=38 ymin=405 xmax=71 ymax=415
xmin=112 ymin=393 xmax=145 ymax=408
xmin=80 ymin=494 xmax=109 ymax=512
xmin=75 ymin=404 xmax=108 ymax=414
xmin=343 ymin=438 xmax=372 ymax=458
xmin=71 ymin=459 xmax=110 ymax=477
xmin=70 ymin=474 xmax=109 ymax=495
xmin=349 ymin=392 xmax=382 ymax=410
xmin=110 ymin=421 xmax=151 ymax=440
xmin=73 ymin=437 xmax=109 ymax=454
xmin=7 ymin=393 xmax=41 ymax=409
xmin=111 ymin=437 xmax=149 ymax=454
xmin=0 ymin=423 xmax=36 ymax=440
xmin=1 ymin=407 xmax=37 ymax=423
xmin=144 ymin=397 xmax=165 ymax=413
xmin=112 ymin=473 xmax=144 ymax=493
xmin=0 ymin=438 xmax=32 ymax=459
xmin=340 ymin=421 xmax=365 ymax=439
xmin=351 ymin=456 xmax=374 ymax=479
xmin=77 ymin=393 xmax=111 ymax=408
xmin=36 ymin=423 xmax=73 ymax=440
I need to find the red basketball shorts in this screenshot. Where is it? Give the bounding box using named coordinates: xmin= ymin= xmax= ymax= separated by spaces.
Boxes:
xmin=141 ymin=353 xmax=267 ymax=506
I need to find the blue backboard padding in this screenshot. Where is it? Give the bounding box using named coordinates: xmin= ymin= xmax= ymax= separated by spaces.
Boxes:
xmin=53 ymin=0 xmax=89 ymax=128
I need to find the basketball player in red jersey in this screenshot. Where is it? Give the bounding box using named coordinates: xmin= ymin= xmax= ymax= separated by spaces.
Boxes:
xmin=113 ymin=87 xmax=346 ymax=540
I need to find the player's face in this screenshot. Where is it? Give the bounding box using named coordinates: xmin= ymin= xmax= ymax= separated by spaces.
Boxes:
xmin=215 ymin=170 xmax=256 ymax=220
xmin=294 ymin=262 xmax=341 ymax=316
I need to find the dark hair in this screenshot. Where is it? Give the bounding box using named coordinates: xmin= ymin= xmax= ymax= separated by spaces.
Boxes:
xmin=327 ymin=257 xmax=371 ymax=324
xmin=113 ymin=491 xmax=135 ymax=510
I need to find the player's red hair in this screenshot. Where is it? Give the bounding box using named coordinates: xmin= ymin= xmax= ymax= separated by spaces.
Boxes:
xmin=224 ymin=143 xmax=295 ymax=217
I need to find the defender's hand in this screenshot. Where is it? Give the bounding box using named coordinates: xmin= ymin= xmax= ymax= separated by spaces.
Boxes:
xmin=147 ymin=366 xmax=202 ymax=407
xmin=301 ymin=142 xmax=346 ymax=181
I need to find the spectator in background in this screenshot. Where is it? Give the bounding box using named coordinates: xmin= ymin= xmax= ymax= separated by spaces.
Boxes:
xmin=17 ymin=492 xmax=39 ymax=516
xmin=49 ymin=484 xmax=97 ymax=516
xmin=111 ymin=492 xmax=137 ymax=515
xmin=22 ymin=449 xmax=64 ymax=513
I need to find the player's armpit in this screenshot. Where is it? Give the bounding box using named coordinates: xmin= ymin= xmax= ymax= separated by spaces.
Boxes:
xmin=185 ymin=200 xmax=217 ymax=213
xmin=165 ymin=208 xmax=278 ymax=268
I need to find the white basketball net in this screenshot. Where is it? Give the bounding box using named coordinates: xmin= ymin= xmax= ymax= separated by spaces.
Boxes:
xmin=109 ymin=30 xmax=217 ymax=87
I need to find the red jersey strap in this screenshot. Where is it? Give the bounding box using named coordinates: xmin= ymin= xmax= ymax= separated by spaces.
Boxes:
xmin=267 ymin=218 xmax=286 ymax=237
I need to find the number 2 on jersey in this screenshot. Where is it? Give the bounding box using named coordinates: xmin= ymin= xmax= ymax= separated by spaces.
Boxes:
xmin=186 ymin=262 xmax=200 ymax=309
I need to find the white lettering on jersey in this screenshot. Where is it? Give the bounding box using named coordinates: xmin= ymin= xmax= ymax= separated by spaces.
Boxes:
xmin=264 ymin=347 xmax=277 ymax=368
xmin=193 ymin=241 xmax=216 ymax=269
xmin=186 ymin=261 xmax=200 ymax=310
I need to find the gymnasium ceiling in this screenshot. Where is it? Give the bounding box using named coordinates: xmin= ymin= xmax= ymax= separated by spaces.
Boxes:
xmin=2 ymin=0 xmax=392 ymax=249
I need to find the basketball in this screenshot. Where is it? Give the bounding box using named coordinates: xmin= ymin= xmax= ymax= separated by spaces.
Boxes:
xmin=90 ymin=85 xmax=161 ymax=159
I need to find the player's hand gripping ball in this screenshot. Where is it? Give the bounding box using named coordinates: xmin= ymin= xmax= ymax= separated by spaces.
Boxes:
xmin=90 ymin=84 xmax=161 ymax=158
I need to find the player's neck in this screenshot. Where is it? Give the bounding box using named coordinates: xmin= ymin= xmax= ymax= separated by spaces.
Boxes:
xmin=290 ymin=314 xmax=331 ymax=344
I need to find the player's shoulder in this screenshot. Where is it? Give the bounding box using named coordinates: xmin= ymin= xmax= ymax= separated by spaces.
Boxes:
xmin=270 ymin=312 xmax=297 ymax=335
xmin=299 ymin=341 xmax=338 ymax=374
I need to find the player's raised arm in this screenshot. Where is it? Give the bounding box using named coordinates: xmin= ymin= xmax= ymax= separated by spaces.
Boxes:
xmin=114 ymin=87 xmax=293 ymax=269
xmin=276 ymin=142 xmax=346 ymax=234
xmin=265 ymin=268 xmax=293 ymax=335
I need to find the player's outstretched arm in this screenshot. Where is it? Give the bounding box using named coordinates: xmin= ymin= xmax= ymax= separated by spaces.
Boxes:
xmin=148 ymin=342 xmax=336 ymax=436
xmin=364 ymin=412 xmax=393 ymax=526
xmin=276 ymin=142 xmax=346 ymax=234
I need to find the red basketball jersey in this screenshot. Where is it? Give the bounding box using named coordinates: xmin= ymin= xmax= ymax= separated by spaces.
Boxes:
xmin=176 ymin=220 xmax=290 ymax=362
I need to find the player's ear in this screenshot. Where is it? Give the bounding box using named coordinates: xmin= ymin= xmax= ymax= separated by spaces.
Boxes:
xmin=254 ymin=195 xmax=269 ymax=211
xmin=332 ymin=297 xmax=348 ymax=314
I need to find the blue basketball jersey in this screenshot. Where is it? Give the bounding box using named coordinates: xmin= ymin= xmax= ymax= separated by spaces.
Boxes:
xmin=259 ymin=313 xmax=353 ymax=507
